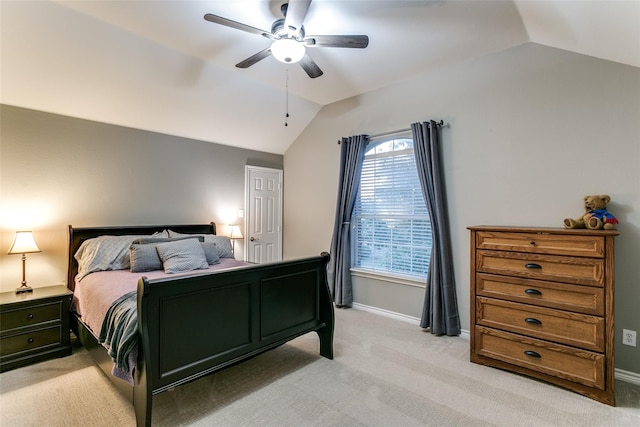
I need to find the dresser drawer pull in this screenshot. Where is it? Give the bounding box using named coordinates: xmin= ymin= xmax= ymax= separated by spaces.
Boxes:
xmin=28 ymin=337 xmax=34 ymax=344
xmin=525 ymin=263 xmax=542 ymax=269
xmin=525 ymin=317 xmax=542 ymax=325
xmin=524 ymin=350 xmax=541 ymax=358
xmin=524 ymin=288 xmax=542 ymax=296
xmin=28 ymin=313 xmax=34 ymax=320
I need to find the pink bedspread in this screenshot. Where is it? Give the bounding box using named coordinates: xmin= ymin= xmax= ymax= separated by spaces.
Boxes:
xmin=71 ymin=258 xmax=249 ymax=337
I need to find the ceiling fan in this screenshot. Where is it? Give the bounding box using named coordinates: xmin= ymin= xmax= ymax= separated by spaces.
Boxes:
xmin=204 ymin=0 xmax=369 ymax=78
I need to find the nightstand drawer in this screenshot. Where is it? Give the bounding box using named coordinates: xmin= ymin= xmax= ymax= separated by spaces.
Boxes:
xmin=0 ymin=326 xmax=62 ymax=356
xmin=0 ymin=302 xmax=62 ymax=331
xmin=475 ymin=326 xmax=605 ymax=390
xmin=476 ymin=297 xmax=604 ymax=351
xmin=476 ymin=250 xmax=604 ymax=286
xmin=475 ymin=231 xmax=604 ymax=258
xmin=476 ymin=273 xmax=605 ymax=315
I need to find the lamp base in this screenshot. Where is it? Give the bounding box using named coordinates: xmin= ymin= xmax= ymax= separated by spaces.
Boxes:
xmin=15 ymin=285 xmax=33 ymax=294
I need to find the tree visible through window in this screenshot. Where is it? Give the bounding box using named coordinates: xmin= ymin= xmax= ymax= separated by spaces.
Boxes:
xmin=352 ymin=137 xmax=432 ymax=279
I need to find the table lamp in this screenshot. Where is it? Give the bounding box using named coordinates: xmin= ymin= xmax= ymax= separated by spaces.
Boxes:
xmin=8 ymin=231 xmax=41 ymax=294
xmin=229 ymin=225 xmax=243 ymax=255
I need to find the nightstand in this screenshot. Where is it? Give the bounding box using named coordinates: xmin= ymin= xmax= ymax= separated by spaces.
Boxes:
xmin=0 ymin=285 xmax=72 ymax=372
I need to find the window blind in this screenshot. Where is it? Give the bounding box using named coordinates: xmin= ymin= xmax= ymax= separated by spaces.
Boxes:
xmin=352 ymin=139 xmax=432 ymax=278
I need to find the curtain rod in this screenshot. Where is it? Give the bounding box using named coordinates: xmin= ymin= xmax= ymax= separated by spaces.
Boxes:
xmin=338 ymin=120 xmax=448 ymax=144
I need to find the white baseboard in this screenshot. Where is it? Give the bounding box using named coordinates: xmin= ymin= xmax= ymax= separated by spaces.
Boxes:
xmin=615 ymin=368 xmax=640 ymax=386
xmin=350 ymin=302 xmax=471 ymax=339
xmin=349 ymin=303 xmax=639 ymax=384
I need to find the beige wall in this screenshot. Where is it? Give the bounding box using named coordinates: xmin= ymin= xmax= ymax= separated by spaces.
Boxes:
xmin=0 ymin=105 xmax=282 ymax=291
xmin=283 ymin=43 xmax=640 ymax=374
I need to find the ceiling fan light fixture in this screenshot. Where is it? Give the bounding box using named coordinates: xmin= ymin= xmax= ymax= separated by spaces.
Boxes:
xmin=271 ymin=39 xmax=305 ymax=64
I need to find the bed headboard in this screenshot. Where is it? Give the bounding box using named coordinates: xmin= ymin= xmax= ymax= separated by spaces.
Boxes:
xmin=66 ymin=223 xmax=216 ymax=292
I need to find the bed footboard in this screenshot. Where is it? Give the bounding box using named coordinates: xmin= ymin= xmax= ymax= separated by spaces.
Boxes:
xmin=134 ymin=253 xmax=333 ymax=426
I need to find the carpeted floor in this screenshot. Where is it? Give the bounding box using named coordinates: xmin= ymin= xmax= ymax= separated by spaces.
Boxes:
xmin=1 ymin=307 xmax=639 ymax=426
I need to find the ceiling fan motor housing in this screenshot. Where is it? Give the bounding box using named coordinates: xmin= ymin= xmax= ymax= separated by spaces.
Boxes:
xmin=271 ymin=18 xmax=305 ymax=41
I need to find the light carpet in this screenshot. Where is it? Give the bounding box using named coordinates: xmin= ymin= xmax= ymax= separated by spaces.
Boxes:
xmin=1 ymin=308 xmax=639 ymax=426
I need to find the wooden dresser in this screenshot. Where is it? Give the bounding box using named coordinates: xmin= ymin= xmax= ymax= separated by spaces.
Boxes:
xmin=468 ymin=226 xmax=618 ymax=405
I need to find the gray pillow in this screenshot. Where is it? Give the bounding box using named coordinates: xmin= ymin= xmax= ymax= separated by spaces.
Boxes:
xmin=205 ymin=236 xmax=235 ymax=259
xmin=133 ymin=236 xmax=204 ymax=244
xmin=167 ymin=230 xmax=235 ymax=259
xmin=155 ymin=239 xmax=209 ymax=274
xmin=129 ymin=243 xmax=163 ymax=272
xmin=201 ymin=242 xmax=220 ymax=265
xmin=75 ymin=234 xmax=149 ymax=279
xmin=129 ymin=237 xmax=205 ymax=272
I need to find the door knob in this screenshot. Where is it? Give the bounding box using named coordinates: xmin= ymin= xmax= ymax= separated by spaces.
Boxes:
xmin=250 ymin=237 xmax=256 ymax=241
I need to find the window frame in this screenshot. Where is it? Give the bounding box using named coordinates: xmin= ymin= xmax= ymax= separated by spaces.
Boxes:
xmin=350 ymin=133 xmax=432 ymax=283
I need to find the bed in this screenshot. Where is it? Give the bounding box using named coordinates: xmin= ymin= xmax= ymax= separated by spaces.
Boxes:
xmin=67 ymin=223 xmax=334 ymax=427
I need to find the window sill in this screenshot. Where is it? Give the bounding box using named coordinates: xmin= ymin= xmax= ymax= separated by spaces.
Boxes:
xmin=350 ymin=268 xmax=426 ymax=288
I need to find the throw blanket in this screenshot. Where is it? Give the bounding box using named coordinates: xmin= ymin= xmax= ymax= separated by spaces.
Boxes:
xmin=99 ymin=290 xmax=138 ymax=385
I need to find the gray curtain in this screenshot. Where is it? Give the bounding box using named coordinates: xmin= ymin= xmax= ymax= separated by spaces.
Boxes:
xmin=411 ymin=121 xmax=461 ymax=336
xmin=327 ymin=135 xmax=368 ymax=306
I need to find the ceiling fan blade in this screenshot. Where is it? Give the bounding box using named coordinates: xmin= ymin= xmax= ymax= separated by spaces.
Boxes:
xmin=204 ymin=13 xmax=272 ymax=39
xmin=284 ymin=0 xmax=312 ymax=36
xmin=299 ymin=53 xmax=323 ymax=78
xmin=236 ymin=48 xmax=272 ymax=69
xmin=305 ymin=35 xmax=369 ymax=48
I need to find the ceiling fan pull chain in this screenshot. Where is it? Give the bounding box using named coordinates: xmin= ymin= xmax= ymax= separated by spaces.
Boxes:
xmin=285 ymin=68 xmax=289 ymax=127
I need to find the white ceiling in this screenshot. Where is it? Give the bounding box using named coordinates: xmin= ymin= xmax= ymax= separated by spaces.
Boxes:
xmin=1 ymin=1 xmax=638 ymax=154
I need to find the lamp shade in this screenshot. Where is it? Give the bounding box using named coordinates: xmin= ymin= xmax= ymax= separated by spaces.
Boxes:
xmin=271 ymin=39 xmax=305 ymax=63
xmin=8 ymin=231 xmax=41 ymax=254
xmin=229 ymin=225 xmax=243 ymax=239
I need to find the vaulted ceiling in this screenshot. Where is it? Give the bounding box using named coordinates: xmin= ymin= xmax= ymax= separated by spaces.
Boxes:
xmin=2 ymin=1 xmax=638 ymax=154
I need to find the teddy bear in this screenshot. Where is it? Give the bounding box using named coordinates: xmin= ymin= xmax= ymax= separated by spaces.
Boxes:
xmin=564 ymin=195 xmax=619 ymax=230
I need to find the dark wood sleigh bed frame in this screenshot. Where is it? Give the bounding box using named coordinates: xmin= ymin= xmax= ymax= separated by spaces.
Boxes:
xmin=67 ymin=223 xmax=334 ymax=427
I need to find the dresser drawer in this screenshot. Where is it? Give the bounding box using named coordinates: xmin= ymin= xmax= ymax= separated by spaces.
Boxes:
xmin=476 ymin=273 xmax=605 ymax=315
xmin=477 ymin=250 xmax=604 ymax=287
xmin=475 ymin=326 xmax=605 ymax=390
xmin=0 ymin=326 xmax=62 ymax=357
xmin=476 ymin=297 xmax=604 ymax=351
xmin=475 ymin=231 xmax=604 ymax=258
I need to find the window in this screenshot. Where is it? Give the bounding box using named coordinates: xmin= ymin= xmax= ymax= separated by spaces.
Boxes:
xmin=352 ymin=136 xmax=432 ymax=280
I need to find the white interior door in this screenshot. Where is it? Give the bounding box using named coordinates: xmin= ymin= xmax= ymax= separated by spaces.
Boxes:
xmin=245 ymin=166 xmax=283 ymax=263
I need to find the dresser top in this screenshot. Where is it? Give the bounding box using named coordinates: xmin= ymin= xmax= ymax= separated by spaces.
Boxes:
xmin=467 ymin=225 xmax=619 ymax=237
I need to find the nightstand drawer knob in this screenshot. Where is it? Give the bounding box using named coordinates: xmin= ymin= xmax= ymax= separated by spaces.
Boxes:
xmin=524 ymin=350 xmax=541 ymax=358
xmin=28 ymin=337 xmax=34 ymax=344
xmin=524 ymin=288 xmax=542 ymax=296
xmin=28 ymin=314 xmax=34 ymax=320
xmin=525 ymin=263 xmax=542 ymax=269
xmin=525 ymin=317 xmax=542 ymax=325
